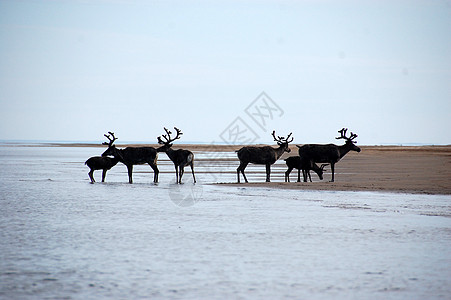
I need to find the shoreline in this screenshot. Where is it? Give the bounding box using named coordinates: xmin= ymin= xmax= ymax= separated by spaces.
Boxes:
xmin=1 ymin=141 xmax=450 ymax=151
xmin=2 ymin=142 xmax=450 ymax=195
xmin=216 ymin=145 xmax=451 ymax=195
xmin=214 ymin=182 xmax=451 ymax=196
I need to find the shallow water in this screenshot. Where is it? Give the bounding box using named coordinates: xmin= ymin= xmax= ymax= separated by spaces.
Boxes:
xmin=0 ymin=145 xmax=450 ymax=299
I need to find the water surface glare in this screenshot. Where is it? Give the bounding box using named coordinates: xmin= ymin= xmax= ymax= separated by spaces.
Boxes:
xmin=0 ymin=145 xmax=450 ymax=299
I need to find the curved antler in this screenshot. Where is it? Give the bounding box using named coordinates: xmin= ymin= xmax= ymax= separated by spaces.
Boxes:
xmin=336 ymin=128 xmax=347 ymax=140
xmin=272 ymin=131 xmax=278 ymax=142
xmin=158 ymin=127 xmax=183 ymax=145
xmin=102 ymin=131 xmax=117 ymax=146
xmin=272 ymin=131 xmax=293 ymax=144
xmin=285 ymin=132 xmax=293 ymax=143
xmin=336 ymin=128 xmax=358 ymax=142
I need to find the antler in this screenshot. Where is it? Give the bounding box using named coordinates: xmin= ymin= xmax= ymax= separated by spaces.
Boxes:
xmin=349 ymin=132 xmax=358 ymax=140
xmin=102 ymin=131 xmax=117 ymax=146
xmin=158 ymin=127 xmax=183 ymax=145
xmin=336 ymin=128 xmax=348 ymax=140
xmin=336 ymin=128 xmax=358 ymax=142
xmin=272 ymin=131 xmax=293 ymax=144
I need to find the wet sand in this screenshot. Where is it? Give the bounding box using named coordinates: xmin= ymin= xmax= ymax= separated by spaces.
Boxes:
xmin=221 ymin=145 xmax=451 ymax=195
xmin=219 ymin=146 xmax=451 ymax=195
xmin=52 ymin=143 xmax=451 ymax=195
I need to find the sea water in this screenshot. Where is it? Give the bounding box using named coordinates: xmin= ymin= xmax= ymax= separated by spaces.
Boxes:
xmin=0 ymin=144 xmax=450 ymax=299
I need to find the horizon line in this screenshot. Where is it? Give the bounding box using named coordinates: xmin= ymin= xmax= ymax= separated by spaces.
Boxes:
xmin=0 ymin=139 xmax=450 ymax=147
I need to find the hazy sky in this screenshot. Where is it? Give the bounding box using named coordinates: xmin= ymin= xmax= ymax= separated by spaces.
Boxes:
xmin=1 ymin=0 xmax=450 ymax=145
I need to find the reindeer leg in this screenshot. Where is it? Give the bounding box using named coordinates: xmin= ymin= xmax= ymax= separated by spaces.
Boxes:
xmin=266 ymin=164 xmax=271 ymax=182
xmin=149 ymin=163 xmax=159 ymax=183
xmin=127 ymin=165 xmax=133 ymax=184
xmin=155 ymin=167 xmax=159 ymax=183
xmin=237 ymin=162 xmax=249 ymax=183
xmin=297 ymin=169 xmax=301 ymax=182
xmin=308 ymin=171 xmax=312 ymax=182
xmin=88 ymin=170 xmax=95 ymax=183
xmin=285 ymin=167 xmax=292 ymax=182
xmin=237 ymin=165 xmax=241 ymax=183
xmin=302 ymin=169 xmax=308 ymax=182
xmin=102 ymin=169 xmax=107 ymax=182
xmin=242 ymin=169 xmax=248 ymax=183
xmin=190 ymin=162 xmax=196 ymax=183
xmin=180 ymin=166 xmax=185 ymax=183
xmin=174 ymin=164 xmax=179 ymax=183
xmin=330 ymin=163 xmax=335 ymax=182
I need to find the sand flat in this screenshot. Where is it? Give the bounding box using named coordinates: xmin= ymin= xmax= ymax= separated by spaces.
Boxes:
xmin=221 ymin=145 xmax=451 ymax=195
xmin=48 ymin=143 xmax=451 ymax=194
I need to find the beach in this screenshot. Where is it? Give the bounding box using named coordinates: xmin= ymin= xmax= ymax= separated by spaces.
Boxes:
xmin=55 ymin=143 xmax=451 ymax=195
xmin=223 ymin=145 xmax=451 ymax=195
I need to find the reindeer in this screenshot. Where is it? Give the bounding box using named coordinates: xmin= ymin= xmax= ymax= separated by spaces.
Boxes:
xmin=157 ymin=127 xmax=196 ymax=184
xmin=236 ymin=131 xmax=293 ymax=183
xmin=284 ymin=156 xmax=328 ymax=183
xmin=85 ymin=156 xmax=119 ymax=183
xmin=296 ymin=128 xmax=361 ymax=182
xmin=101 ymin=132 xmax=159 ymax=183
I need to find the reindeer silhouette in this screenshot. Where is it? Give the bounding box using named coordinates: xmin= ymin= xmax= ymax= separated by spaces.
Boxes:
xmin=236 ymin=131 xmax=293 ymax=183
xmin=101 ymin=132 xmax=159 ymax=183
xmin=157 ymin=127 xmax=196 ymax=184
xmin=296 ymin=128 xmax=360 ymax=182
xmin=85 ymin=156 xmax=119 ymax=183
xmin=284 ymin=156 xmax=327 ymax=182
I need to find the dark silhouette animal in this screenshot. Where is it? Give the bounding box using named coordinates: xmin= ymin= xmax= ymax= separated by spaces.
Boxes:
xmin=296 ymin=128 xmax=361 ymax=182
xmin=284 ymin=156 xmax=328 ymax=182
xmin=101 ymin=132 xmax=159 ymax=183
xmin=236 ymin=131 xmax=293 ymax=183
xmin=85 ymin=156 xmax=119 ymax=183
xmin=157 ymin=127 xmax=196 ymax=184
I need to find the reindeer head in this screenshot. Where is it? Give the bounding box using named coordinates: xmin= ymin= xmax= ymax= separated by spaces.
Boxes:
xmin=272 ymin=131 xmax=293 ymax=153
xmin=157 ymin=127 xmax=182 ymax=152
xmin=317 ymin=164 xmax=328 ymax=180
xmin=101 ymin=131 xmax=118 ymax=157
xmin=336 ymin=128 xmax=361 ymax=152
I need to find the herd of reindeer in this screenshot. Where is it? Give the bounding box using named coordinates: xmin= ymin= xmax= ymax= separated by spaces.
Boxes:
xmin=85 ymin=127 xmax=361 ymax=184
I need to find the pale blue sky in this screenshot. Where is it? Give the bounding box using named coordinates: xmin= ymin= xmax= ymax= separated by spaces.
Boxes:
xmin=0 ymin=0 xmax=450 ymax=145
